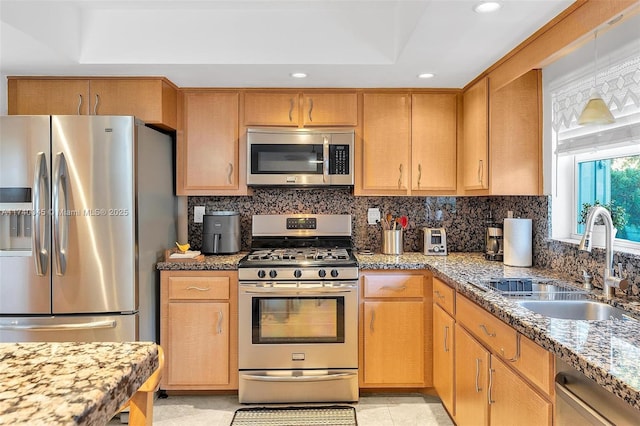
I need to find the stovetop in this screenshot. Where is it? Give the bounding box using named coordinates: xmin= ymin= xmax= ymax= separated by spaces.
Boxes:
xmin=246 ymin=248 xmax=351 ymax=262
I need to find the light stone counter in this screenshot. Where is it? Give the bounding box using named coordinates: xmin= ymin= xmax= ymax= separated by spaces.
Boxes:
xmin=0 ymin=341 xmax=158 ymax=425
xmin=156 ymin=252 xmax=247 ymax=271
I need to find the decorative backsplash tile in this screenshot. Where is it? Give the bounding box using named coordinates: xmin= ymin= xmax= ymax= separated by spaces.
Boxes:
xmin=186 ymin=189 xmax=640 ymax=298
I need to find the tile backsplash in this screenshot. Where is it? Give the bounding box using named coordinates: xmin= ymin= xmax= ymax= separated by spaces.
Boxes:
xmin=186 ymin=188 xmax=640 ymax=298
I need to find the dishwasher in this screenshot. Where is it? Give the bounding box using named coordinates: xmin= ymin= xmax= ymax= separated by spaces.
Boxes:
xmin=555 ymin=357 xmax=640 ymax=425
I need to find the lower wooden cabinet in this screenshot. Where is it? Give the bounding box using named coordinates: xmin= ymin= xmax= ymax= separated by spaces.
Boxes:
xmin=160 ymin=270 xmax=238 ymax=390
xmin=359 ymin=271 xmax=432 ymax=388
xmin=433 ymin=304 xmax=455 ymax=415
xmin=455 ymin=324 xmax=490 ymax=425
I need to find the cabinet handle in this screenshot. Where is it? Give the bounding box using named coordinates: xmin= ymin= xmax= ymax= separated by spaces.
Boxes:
xmin=488 ymin=367 xmax=495 ymax=404
xmin=381 ymin=285 xmax=406 ymax=292
xmin=227 ymin=163 xmax=233 ymax=185
xmin=398 ymin=164 xmax=403 ymax=189
xmin=479 ymin=324 xmax=496 ymax=337
xmin=216 ymin=311 xmax=223 ymax=334
xmin=417 ymin=163 xmax=422 ymax=188
xmin=289 ymin=98 xmax=294 ymax=122
xmin=434 ymin=290 xmax=445 ymax=300
xmin=308 ymin=98 xmax=314 ymax=122
xmin=77 ymin=94 xmax=83 ymax=115
xmin=443 ymin=325 xmax=449 ymax=353
xmin=477 ymin=160 xmax=483 ymax=185
xmin=369 ymin=309 xmax=375 ymax=333
xmin=93 ymin=94 xmax=100 ymax=115
xmin=186 ymin=286 xmax=211 ymax=291
xmin=475 ymin=358 xmax=482 ymax=392
xmin=502 ymin=333 xmax=521 ymax=362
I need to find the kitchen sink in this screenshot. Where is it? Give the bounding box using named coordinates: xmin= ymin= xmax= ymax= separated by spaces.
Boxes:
xmin=480 ymin=278 xmax=588 ymax=300
xmin=516 ymin=300 xmax=631 ymax=321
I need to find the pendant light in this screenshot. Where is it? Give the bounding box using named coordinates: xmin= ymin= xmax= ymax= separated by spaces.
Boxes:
xmin=578 ymin=30 xmax=615 ymax=125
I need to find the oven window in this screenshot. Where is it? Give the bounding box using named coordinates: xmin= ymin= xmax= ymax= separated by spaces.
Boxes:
xmin=250 ymin=144 xmax=323 ymax=174
xmin=252 ymin=296 xmax=345 ymax=344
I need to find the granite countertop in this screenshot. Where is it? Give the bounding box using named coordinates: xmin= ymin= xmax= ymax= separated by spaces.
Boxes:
xmin=155 ymin=250 xmax=640 ymax=411
xmin=0 ymin=341 xmax=158 ymax=425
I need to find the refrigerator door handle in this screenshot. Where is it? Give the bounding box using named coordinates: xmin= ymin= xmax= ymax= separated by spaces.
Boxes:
xmin=32 ymin=152 xmax=50 ymax=276
xmin=53 ymin=152 xmax=69 ymax=276
xmin=0 ymin=320 xmax=117 ymax=331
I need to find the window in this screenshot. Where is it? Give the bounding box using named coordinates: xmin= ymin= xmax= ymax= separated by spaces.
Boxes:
xmin=545 ymin=25 xmax=640 ymax=251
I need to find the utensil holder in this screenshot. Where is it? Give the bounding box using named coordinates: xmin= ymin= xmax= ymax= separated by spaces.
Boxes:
xmin=382 ymin=230 xmax=403 ymax=255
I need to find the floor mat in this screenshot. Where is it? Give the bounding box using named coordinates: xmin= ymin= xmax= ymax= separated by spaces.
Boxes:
xmin=230 ymin=405 xmax=357 ymax=426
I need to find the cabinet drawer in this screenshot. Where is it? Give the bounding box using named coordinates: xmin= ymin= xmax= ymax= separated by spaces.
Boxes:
xmin=512 ymin=334 xmax=554 ymax=397
xmin=363 ymin=274 xmax=424 ymax=298
xmin=456 ymin=296 xmax=517 ymax=360
xmin=168 ymin=276 xmax=230 ymax=300
xmin=433 ymin=278 xmax=455 ymax=315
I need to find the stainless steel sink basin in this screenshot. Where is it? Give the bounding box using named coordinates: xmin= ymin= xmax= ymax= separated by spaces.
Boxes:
xmin=480 ymin=278 xmax=588 ymax=300
xmin=517 ymin=300 xmax=630 ymax=320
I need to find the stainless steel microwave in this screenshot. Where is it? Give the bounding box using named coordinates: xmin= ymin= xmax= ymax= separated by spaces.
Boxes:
xmin=247 ymin=127 xmax=355 ymax=187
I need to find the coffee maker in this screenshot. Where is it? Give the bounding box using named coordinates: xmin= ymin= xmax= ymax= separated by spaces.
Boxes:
xmin=485 ymin=215 xmax=504 ymax=261
xmin=202 ymin=211 xmax=241 ymax=254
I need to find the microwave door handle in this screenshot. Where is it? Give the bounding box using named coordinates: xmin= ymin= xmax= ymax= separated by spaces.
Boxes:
xmin=323 ymin=136 xmax=329 ymax=184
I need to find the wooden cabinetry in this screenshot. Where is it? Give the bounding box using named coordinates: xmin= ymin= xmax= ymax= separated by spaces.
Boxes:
xmin=243 ymin=91 xmax=357 ymax=127
xmin=411 ymin=93 xmax=458 ymax=193
xmin=461 ymin=77 xmax=489 ymax=191
xmin=176 ymin=90 xmax=246 ymax=195
xmin=160 ymin=271 xmax=238 ymax=390
xmin=461 ymin=70 xmax=542 ymax=195
xmin=454 ymin=295 xmax=553 ymax=426
xmin=359 ymin=271 xmax=432 ymax=387
xmin=433 ymin=278 xmax=456 ymax=416
xmin=360 ymin=93 xmax=411 ymax=195
xmin=7 ymin=77 xmax=178 ymax=130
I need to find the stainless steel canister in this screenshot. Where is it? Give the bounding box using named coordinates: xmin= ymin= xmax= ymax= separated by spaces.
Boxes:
xmin=381 ymin=230 xmax=403 ymax=255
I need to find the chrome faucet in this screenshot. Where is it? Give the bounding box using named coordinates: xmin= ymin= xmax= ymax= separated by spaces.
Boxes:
xmin=578 ymin=206 xmax=628 ymax=299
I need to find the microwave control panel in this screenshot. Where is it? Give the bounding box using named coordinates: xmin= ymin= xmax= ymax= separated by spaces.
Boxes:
xmin=329 ymin=145 xmax=350 ymax=175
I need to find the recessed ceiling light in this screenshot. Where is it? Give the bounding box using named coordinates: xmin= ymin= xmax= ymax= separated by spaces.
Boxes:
xmin=418 ymin=73 xmax=435 ymax=79
xmin=473 ymin=1 xmax=502 ymax=13
xmin=290 ymin=72 xmax=307 ymax=78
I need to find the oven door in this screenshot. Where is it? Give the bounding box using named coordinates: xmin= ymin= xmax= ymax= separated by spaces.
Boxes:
xmin=238 ymin=281 xmax=358 ymax=370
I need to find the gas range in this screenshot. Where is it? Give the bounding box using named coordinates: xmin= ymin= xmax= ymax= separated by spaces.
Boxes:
xmin=237 ymin=214 xmax=359 ymax=281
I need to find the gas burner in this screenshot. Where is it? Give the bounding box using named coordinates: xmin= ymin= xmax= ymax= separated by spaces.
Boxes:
xmin=245 ymin=248 xmax=350 ymax=263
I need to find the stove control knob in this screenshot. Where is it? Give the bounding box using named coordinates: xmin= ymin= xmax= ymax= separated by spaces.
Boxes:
xmin=318 ymin=269 xmax=327 ymax=278
xmin=331 ymin=269 xmax=339 ymax=278
xmin=269 ymin=270 xmax=278 ymax=279
xmin=294 ymin=269 xmax=302 ymax=278
xmin=257 ymin=270 xmax=266 ymax=279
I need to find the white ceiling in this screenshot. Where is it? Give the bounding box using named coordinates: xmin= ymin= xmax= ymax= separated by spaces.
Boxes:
xmin=0 ymin=0 xmax=575 ymax=89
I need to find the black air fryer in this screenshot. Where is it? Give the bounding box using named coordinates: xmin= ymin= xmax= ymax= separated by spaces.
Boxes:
xmin=202 ymin=211 xmax=240 ymax=254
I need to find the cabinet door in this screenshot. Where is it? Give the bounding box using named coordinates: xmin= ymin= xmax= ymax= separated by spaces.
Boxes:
xmin=462 ymin=78 xmax=489 ymax=190
xmin=166 ymin=301 xmax=230 ymax=386
xmin=8 ymin=79 xmax=90 ymax=115
xmin=489 ymin=70 xmax=541 ymax=195
xmin=455 ymin=324 xmax=490 ymax=426
xmin=361 ymin=93 xmax=411 ymax=194
xmin=301 ymin=93 xmax=357 ymax=126
xmin=244 ymin=92 xmax=299 ymax=126
xmin=89 ymin=79 xmax=177 ymax=129
xmin=363 ymin=300 xmax=424 ymax=385
xmin=433 ymin=304 xmax=455 ymax=416
xmin=178 ymin=91 xmax=240 ymax=194
xmin=411 ymin=93 xmax=457 ymax=192
xmin=489 ymin=355 xmax=552 ymax=426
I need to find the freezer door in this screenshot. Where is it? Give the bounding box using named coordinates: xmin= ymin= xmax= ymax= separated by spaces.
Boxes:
xmin=0 ymin=313 xmax=137 ymax=342
xmin=51 ymin=116 xmax=136 ymax=314
xmin=0 ymin=116 xmax=52 ymax=315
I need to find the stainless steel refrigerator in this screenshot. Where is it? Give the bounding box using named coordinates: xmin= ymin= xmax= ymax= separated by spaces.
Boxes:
xmin=0 ymin=115 xmax=176 ymax=342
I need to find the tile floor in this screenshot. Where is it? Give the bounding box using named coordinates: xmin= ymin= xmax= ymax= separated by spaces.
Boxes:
xmin=112 ymin=393 xmax=454 ymax=425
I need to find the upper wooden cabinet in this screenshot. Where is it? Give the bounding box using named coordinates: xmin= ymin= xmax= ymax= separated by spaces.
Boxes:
xmin=7 ymin=77 xmax=178 ymax=130
xmin=177 ymin=90 xmax=247 ymax=196
xmin=461 ymin=77 xmax=489 ymax=191
xmin=461 ymin=70 xmax=542 ymax=195
xmin=243 ymin=91 xmax=357 ymax=127
xmin=411 ymin=93 xmax=458 ymax=193
xmin=360 ymin=92 xmax=411 ymax=195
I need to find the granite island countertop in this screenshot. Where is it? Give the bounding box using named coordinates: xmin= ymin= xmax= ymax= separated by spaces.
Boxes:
xmin=155 ymin=251 xmax=640 ymax=412
xmin=0 ymin=341 xmax=158 ymax=425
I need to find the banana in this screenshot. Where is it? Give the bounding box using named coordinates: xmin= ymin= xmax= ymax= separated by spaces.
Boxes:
xmin=175 ymin=242 xmax=190 ymax=253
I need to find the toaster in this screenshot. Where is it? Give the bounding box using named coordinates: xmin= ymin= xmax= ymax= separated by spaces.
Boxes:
xmin=423 ymin=227 xmax=447 ymax=256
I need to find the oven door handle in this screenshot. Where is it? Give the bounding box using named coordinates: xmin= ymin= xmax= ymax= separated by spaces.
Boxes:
xmin=242 ymin=372 xmax=356 ymax=383
xmin=241 ymin=288 xmax=354 ymax=295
